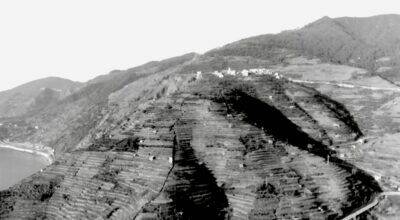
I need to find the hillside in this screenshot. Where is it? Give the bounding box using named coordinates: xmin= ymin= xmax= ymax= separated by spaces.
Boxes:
xmin=0 ymin=70 xmax=381 ymax=219
xmin=0 ymin=53 xmax=198 ymax=155
xmin=2 ymin=14 xmax=400 ymax=219
xmin=0 ymin=77 xmax=82 ymax=118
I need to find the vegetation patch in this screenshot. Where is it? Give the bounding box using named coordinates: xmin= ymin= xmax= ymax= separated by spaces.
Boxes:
xmin=93 ymin=168 xmax=121 ymax=186
xmin=16 ymin=177 xmax=62 ymax=202
xmin=88 ymin=136 xmax=139 ymax=152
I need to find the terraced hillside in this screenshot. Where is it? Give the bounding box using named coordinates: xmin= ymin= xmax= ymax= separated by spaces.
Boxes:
xmin=0 ymin=71 xmax=381 ymax=219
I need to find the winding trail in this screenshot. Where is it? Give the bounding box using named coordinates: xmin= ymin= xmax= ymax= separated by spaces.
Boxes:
xmin=288 ymin=78 xmax=400 ymax=92
xmin=342 ymin=192 xmax=400 ymax=220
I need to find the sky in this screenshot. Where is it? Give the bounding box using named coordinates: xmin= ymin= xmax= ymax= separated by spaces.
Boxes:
xmin=0 ymin=0 xmax=399 ymax=91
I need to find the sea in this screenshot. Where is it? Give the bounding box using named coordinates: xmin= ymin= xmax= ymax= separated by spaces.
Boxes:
xmin=0 ymin=148 xmax=49 ymax=190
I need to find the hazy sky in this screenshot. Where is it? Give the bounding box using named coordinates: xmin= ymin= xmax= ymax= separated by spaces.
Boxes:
xmin=0 ymin=0 xmax=399 ymax=91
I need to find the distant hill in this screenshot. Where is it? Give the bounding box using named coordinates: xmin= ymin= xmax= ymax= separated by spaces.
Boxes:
xmin=0 ymin=77 xmax=82 ymax=118
xmin=208 ymin=14 xmax=400 ymax=82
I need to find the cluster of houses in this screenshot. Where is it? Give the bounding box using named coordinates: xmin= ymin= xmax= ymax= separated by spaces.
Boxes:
xmin=195 ymin=68 xmax=283 ymax=80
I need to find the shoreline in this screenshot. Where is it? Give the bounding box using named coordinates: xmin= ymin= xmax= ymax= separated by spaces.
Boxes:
xmin=0 ymin=142 xmax=54 ymax=164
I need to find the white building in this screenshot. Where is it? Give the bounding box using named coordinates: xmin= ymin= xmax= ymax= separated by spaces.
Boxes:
xmin=226 ymin=68 xmax=236 ymax=76
xmin=212 ymin=71 xmax=224 ymax=78
xmin=274 ymin=72 xmax=281 ymax=79
xmin=241 ymin=69 xmax=249 ymax=77
xmin=357 ymin=138 xmax=367 ymax=144
xmin=374 ymin=174 xmax=382 ymax=181
xmin=196 ymin=71 xmax=202 ymax=80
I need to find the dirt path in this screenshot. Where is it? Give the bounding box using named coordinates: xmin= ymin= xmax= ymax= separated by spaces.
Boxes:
xmin=288 ymin=78 xmax=400 ymax=92
xmin=342 ymin=192 xmax=400 ymax=220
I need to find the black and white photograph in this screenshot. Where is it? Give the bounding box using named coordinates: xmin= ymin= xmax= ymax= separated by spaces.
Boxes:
xmin=1 ymin=1 xmax=400 ymax=219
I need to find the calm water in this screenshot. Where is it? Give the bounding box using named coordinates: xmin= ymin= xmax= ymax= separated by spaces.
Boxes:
xmin=0 ymin=148 xmax=49 ymax=190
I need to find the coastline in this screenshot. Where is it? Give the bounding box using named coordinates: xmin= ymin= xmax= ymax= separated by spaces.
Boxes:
xmin=0 ymin=142 xmax=54 ymax=164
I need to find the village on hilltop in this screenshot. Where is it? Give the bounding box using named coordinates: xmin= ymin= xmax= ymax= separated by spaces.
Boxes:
xmin=196 ymin=67 xmax=283 ymax=80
